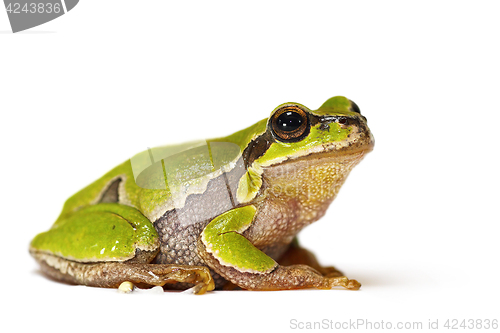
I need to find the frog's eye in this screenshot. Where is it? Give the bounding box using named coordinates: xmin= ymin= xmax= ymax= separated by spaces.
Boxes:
xmin=350 ymin=100 xmax=361 ymax=114
xmin=270 ymin=105 xmax=309 ymax=142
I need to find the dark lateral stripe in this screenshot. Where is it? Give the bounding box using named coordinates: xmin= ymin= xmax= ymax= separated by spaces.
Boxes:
xmin=241 ymin=130 xmax=275 ymax=169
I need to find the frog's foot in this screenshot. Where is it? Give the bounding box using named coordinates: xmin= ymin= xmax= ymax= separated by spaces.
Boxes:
xmin=278 ymin=239 xmax=345 ymax=278
xmin=203 ymin=248 xmax=361 ymax=291
xmin=246 ymin=264 xmax=360 ymax=291
xmin=33 ymin=252 xmax=215 ymax=295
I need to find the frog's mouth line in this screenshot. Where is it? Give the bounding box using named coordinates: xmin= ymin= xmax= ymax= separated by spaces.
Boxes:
xmin=272 ymin=147 xmax=369 ymax=170
xmin=261 ymin=137 xmax=374 ymax=170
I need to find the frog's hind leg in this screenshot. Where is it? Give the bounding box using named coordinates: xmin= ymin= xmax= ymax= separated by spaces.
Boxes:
xmin=31 ymin=252 xmax=215 ymax=294
xmin=30 ymin=203 xmax=214 ymax=294
xmin=278 ymin=238 xmax=345 ymax=277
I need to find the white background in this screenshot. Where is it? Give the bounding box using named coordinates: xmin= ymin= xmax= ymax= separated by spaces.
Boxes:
xmin=1 ymin=1 xmax=499 ymax=332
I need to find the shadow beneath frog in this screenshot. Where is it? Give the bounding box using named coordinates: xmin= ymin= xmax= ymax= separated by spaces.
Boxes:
xmin=346 ymin=267 xmax=415 ymax=288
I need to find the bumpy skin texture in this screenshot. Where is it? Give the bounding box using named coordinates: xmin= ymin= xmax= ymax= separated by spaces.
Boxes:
xmin=30 ymin=96 xmax=373 ymax=293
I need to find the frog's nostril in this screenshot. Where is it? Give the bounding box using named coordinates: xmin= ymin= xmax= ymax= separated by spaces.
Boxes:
xmin=319 ymin=123 xmax=330 ymax=131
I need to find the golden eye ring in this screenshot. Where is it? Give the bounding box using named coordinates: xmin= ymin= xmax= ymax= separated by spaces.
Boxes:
xmin=270 ymin=105 xmax=309 ymax=142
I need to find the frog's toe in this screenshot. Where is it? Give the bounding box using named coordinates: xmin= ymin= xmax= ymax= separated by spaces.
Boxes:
xmin=181 ymin=282 xmax=212 ymax=295
xmin=194 ymin=278 xmax=216 ymax=295
xmin=346 ymin=279 xmax=361 ymax=290
xmin=325 ymin=276 xmax=361 ymax=290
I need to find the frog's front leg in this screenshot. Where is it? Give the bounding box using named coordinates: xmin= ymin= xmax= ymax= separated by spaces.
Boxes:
xmin=198 ymin=205 xmax=360 ymax=291
xmin=30 ymin=203 xmax=214 ymax=294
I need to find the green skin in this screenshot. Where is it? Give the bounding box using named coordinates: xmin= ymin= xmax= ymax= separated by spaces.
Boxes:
xmin=30 ymin=96 xmax=374 ymax=294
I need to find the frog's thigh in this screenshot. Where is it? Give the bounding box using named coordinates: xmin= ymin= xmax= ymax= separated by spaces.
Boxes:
xmin=30 ymin=203 xmax=215 ymax=294
xmin=277 ymin=238 xmax=344 ymax=278
xmin=198 ymin=206 xmax=360 ymax=291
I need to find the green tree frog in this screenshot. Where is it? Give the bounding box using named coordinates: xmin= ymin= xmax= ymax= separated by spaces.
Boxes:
xmin=30 ymin=96 xmax=374 ymax=294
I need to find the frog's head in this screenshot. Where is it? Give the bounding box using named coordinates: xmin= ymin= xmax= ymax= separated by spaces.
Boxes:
xmin=235 ymin=96 xmax=374 ymax=204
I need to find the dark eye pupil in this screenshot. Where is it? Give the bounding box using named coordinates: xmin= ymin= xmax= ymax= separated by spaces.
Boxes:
xmin=277 ymin=111 xmax=303 ymax=132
